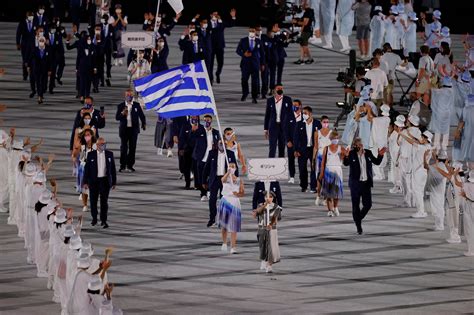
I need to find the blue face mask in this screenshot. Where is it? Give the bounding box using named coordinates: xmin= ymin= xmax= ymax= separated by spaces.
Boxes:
xmin=191 ymin=119 xmax=198 ymax=125
xmin=98 ymin=143 xmax=106 ymax=151
xmin=293 ymin=106 xmax=299 ymax=112
xmin=84 ymin=103 xmax=92 ymax=109
xmin=126 ymin=95 xmax=133 ymax=102
xmin=205 ymin=121 xmax=212 ymax=128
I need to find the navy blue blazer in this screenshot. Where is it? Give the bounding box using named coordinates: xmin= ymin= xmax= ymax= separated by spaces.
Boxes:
xmin=115 ymin=102 xmax=146 ymax=135
xmin=202 ymin=149 xmax=238 ymax=188
xmin=179 ymin=37 xmax=206 ymax=64
xmin=151 ymin=45 xmax=169 ymax=73
xmin=236 ymin=37 xmax=265 ymax=70
xmin=293 ymin=119 xmax=322 ymax=153
xmin=178 ymin=121 xmax=195 ymax=151
xmin=264 ymin=95 xmax=293 ymax=134
xmin=252 ymin=181 xmax=283 ymax=210
xmin=210 ymin=18 xmax=236 ymax=49
xmin=191 ymin=126 xmax=220 ymax=161
xmin=196 ymin=27 xmax=213 ymax=56
xmin=285 ymin=113 xmax=301 ymax=143
xmin=70 ymin=108 xmax=106 ymax=150
xmin=100 ymin=23 xmax=115 ymax=51
xmin=343 ymin=149 xmax=383 ymax=188
xmin=261 ymin=34 xmax=278 ymax=65
xmin=16 ymin=19 xmax=36 ymax=61
xmin=33 ymin=14 xmax=49 ymax=32
xmin=29 ymin=47 xmax=52 ymax=74
xmin=83 ymin=150 xmax=117 ymax=188
xmin=47 ymin=31 xmax=65 ymax=57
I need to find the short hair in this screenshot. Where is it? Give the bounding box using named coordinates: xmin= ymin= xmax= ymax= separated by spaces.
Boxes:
xmin=420 ymin=45 xmax=429 ymax=54
xmin=84 ymin=96 xmax=93 ymax=101
xmin=372 ymin=48 xmax=383 ymax=57
xmin=356 ymin=66 xmax=366 ymax=76
xmin=303 ymin=106 xmax=312 ymax=113
xmin=382 ymin=43 xmax=392 ymax=52
xmin=321 ymin=115 xmax=329 ymax=121
xmin=223 ymin=127 xmax=233 ymax=134
xmin=440 ymin=42 xmax=450 ymax=55
xmin=329 ymin=130 xmax=339 ymax=139
xmin=203 ymin=114 xmax=213 ymax=119
xmin=293 ymin=99 xmax=302 ymax=106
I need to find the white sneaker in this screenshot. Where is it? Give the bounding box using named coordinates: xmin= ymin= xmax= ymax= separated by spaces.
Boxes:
xmin=157 ymin=148 xmax=163 ymax=155
xmin=190 ymin=173 xmax=194 ymax=180
xmin=446 ymin=235 xmax=461 ymax=244
xmin=78 ymin=193 xmax=82 ymax=200
xmin=411 ymin=211 xmax=427 ymax=218
xmin=327 ymin=211 xmax=334 ymax=217
xmin=288 ymin=177 xmax=295 ymax=184
xmin=464 ymin=251 xmax=474 ymax=257
xmin=200 ymin=195 xmax=208 ymax=202
xmin=82 ymin=206 xmax=89 ymax=212
xmin=322 ymin=44 xmax=333 ymax=49
xmin=221 ymin=243 xmax=228 ymax=252
xmin=114 ymin=59 xmax=118 ymax=66
xmin=340 ymin=47 xmax=351 ymax=52
xmin=434 ymin=226 xmax=444 ymax=231
xmin=230 ymin=247 xmax=237 ymax=254
xmin=310 ymin=190 xmax=316 ymax=193
xmin=333 ymin=207 xmax=340 ymax=217
xmin=315 ymin=196 xmax=321 ymax=206
xmin=167 ymin=149 xmax=173 ymax=157
xmin=260 ymin=260 xmax=266 ymax=270
xmin=309 ymin=36 xmax=322 ymax=44
xmin=265 ymin=265 xmax=273 ymax=273
xmin=118 ymin=59 xmax=123 ymax=66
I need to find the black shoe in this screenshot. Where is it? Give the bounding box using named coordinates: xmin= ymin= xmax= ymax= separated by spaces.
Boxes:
xmin=23 ymin=76 xmax=28 ymax=81
xmin=241 ymin=95 xmax=247 ymax=102
xmin=119 ymin=167 xmax=126 ymax=173
xmin=294 ymin=59 xmax=304 ymax=65
xmin=128 ymin=167 xmax=136 ymax=172
xmin=49 ymin=90 xmax=54 ymax=94
xmin=216 ymin=74 xmax=220 ymax=84
xmin=356 ymin=223 xmax=363 ymax=234
xmin=56 ymin=78 xmax=63 ymax=85
xmin=206 ymin=221 xmax=215 ymax=228
xmin=75 ymin=94 xmax=80 ymax=99
xmin=305 ymin=58 xmax=314 ymax=64
xmin=103 ymin=223 xmax=109 ymax=229
xmin=100 ymin=82 xmax=105 ymax=87
xmin=38 ymin=97 xmax=43 ymax=104
xmin=91 ymin=219 xmax=98 ymax=226
xmin=301 ymin=188 xmax=307 ymax=193
xmin=101 ymin=221 xmax=106 ymax=226
xmin=261 ymin=93 xmax=267 ymax=99
xmin=106 ymin=78 xmax=111 ymax=87
xmin=252 ymin=98 xmax=258 ymax=104
xmin=29 ymin=92 xmax=35 ymax=98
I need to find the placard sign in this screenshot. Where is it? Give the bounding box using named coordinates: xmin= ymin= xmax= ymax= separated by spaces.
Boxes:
xmin=122 ymin=32 xmax=154 ymax=49
xmin=247 ymin=158 xmax=288 ymax=181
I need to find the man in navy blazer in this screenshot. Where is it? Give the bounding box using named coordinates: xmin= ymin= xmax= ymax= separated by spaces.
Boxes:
xmin=285 ymin=99 xmax=303 ymax=183
xmin=208 ymin=9 xmax=236 ymax=84
xmin=178 ymin=116 xmax=197 ymax=189
xmin=179 ymin=30 xmax=206 ymax=65
xmin=236 ymin=27 xmax=265 ymax=103
xmin=191 ymin=115 xmax=220 ymax=200
xmin=293 ymin=106 xmax=322 ymax=192
xmin=83 ymin=137 xmax=117 ymax=228
xmin=46 ymin=24 xmax=66 ymax=93
xmin=29 ymin=38 xmax=52 ymax=104
xmin=202 ymin=142 xmax=238 ymax=227
xmin=17 ymin=11 xmax=36 ymax=81
xmin=115 ymin=90 xmax=146 ymax=172
xmin=70 ymin=97 xmax=106 ymax=150
xmin=100 ymin=14 xmax=115 ymax=86
xmin=264 ymin=84 xmax=293 ymax=158
xmin=343 ymin=137 xmax=386 ymax=234
xmin=194 ymin=19 xmax=213 ymax=74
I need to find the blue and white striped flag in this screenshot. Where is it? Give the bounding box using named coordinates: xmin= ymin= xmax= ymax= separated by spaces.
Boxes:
xmin=133 ymin=60 xmax=216 ymax=118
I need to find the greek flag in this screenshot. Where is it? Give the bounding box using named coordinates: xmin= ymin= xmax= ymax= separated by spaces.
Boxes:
xmin=133 ymin=60 xmax=216 ymax=118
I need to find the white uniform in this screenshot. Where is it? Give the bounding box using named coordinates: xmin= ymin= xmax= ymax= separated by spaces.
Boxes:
xmin=370 ymin=14 xmax=385 ymax=53
xmin=370 ymin=116 xmax=390 ymax=180
xmin=35 ymin=193 xmax=51 ymax=277
xmin=426 ymin=162 xmax=448 ymax=230
xmin=67 ymin=270 xmax=93 ymax=315
xmin=388 ymin=130 xmax=401 ymax=191
xmin=320 ymin=0 xmax=336 ymax=47
xmin=7 ymin=149 xmax=22 ymax=225
xmin=445 ymin=175 xmax=463 ymax=243
xmin=0 ymin=140 xmax=9 ymax=213
xmin=384 ymin=18 xmax=396 ymax=48
xmin=404 ymin=21 xmax=417 ymax=55
xmin=25 ymin=176 xmax=42 ymax=264
xmin=411 ymin=143 xmax=430 ymax=215
xmin=335 ymin=0 xmax=354 ymax=51
xmin=429 ymin=87 xmax=454 ymax=153
xmin=398 ymin=128 xmax=417 ymax=207
xmin=462 ymin=182 xmax=474 ymax=255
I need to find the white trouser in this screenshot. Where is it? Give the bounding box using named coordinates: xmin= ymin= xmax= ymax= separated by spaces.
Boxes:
xmin=430 ymin=185 xmax=446 ymax=229
xmin=433 ymin=133 xmax=449 ymax=153
xmin=399 ymin=157 xmax=413 ymax=206
xmin=338 ymin=35 xmax=350 ymax=50
xmin=413 ymin=168 xmax=427 ymax=213
xmin=464 ymin=200 xmax=474 ymax=253
xmin=323 ymin=33 xmax=333 ymax=47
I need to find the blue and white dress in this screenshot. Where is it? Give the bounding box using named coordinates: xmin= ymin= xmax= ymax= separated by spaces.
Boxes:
xmin=317 ymin=129 xmax=332 ymax=176
xmin=76 ymin=144 xmax=96 ymax=194
xmin=321 ymin=146 xmax=344 ymax=199
xmin=217 ymin=177 xmax=242 ymax=232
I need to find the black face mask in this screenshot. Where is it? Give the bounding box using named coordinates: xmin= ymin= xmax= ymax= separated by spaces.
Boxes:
xmin=276 ymin=90 xmax=283 ymax=95
xmin=35 ymin=201 xmax=47 ymax=213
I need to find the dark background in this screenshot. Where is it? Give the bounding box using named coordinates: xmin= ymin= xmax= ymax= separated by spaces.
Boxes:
xmin=1 ymin=0 xmax=473 ymax=34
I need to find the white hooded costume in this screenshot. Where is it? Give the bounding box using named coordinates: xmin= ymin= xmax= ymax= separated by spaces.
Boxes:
xmin=35 ymin=188 xmax=52 ymax=277
xmin=462 ymin=178 xmax=474 ymax=256
xmin=369 ymin=12 xmax=385 ymax=53
xmin=0 ymin=130 xmax=9 ymax=213
xmin=335 ymin=0 xmax=354 ymax=51
xmin=370 ymin=105 xmax=391 ymax=180
xmin=426 ymin=161 xmax=448 ymax=230
xmin=319 ymin=0 xmax=336 ymax=47
xmin=429 ymin=79 xmax=454 ymax=153
xmin=7 ymin=141 xmax=24 ymax=225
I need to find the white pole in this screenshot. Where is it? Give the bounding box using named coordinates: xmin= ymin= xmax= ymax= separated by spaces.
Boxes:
xmin=153 ymin=0 xmax=162 ymax=34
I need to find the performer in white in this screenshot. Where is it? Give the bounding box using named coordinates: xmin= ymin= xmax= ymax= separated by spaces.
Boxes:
xmin=429 ymin=76 xmax=454 ymax=155
xmin=320 ymin=0 xmax=336 ymax=48
xmin=0 ymin=129 xmax=9 ymax=213
xmin=410 ymin=130 xmax=432 ymax=218
xmin=335 ymin=0 xmax=354 ymax=52
xmin=460 ymin=171 xmax=474 ymax=256
xmin=388 ymin=115 xmax=405 ymax=194
xmin=369 ymin=6 xmax=385 ymax=54
xmin=425 ymin=151 xmax=449 ymax=231
xmin=370 ymin=104 xmax=391 ymax=180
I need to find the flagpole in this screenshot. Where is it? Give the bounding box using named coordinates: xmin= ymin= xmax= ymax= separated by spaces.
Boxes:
xmin=200 ymin=61 xmax=230 ymax=168
xmin=153 ymin=0 xmax=162 ymax=34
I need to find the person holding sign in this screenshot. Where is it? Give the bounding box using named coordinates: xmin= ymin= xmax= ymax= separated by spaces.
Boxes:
xmin=217 ymin=163 xmax=244 ymax=254
xmin=253 ymin=191 xmax=282 ymax=273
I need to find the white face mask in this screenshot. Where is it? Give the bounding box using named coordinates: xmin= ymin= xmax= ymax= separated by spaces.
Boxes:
xmin=303 ymin=114 xmax=309 ymax=121
xmin=38 ymin=9 xmax=45 ymax=15
xmin=158 ymin=42 xmax=165 ymax=48
xmin=156 ymin=17 xmax=162 ymax=23
xmin=211 ymin=16 xmax=217 ymax=22
xmin=50 ymin=29 xmax=56 ymax=34
xmin=249 ymin=32 xmax=255 ymax=38
xmin=95 ymin=30 xmax=100 ymax=35
xmin=87 ymin=39 xmax=92 ymax=45
xmin=229 ymin=167 xmax=236 ymax=175
xmin=101 ymin=18 xmax=106 ymax=24
xmin=27 ymin=16 xmax=34 ymax=21
xmin=39 ymin=41 xmax=45 ymax=48
xmin=84 ymin=119 xmax=91 ymax=125
xmin=202 ymin=23 xmax=208 ymax=29
xmin=189 ymin=28 xmax=195 ymax=33
xmin=39 ymin=32 xmax=44 ymax=37
xmin=138 ymin=53 xmax=144 ymax=59
xmin=192 ymin=35 xmax=199 ymax=41
xmin=331 ymin=139 xmax=339 ymax=145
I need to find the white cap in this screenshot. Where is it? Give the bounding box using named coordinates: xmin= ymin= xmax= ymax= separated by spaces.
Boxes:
xmin=87 ymin=258 xmax=101 ymax=274
xmin=69 ymin=234 xmax=82 ymax=250
xmin=433 ymin=9 xmax=441 ymax=19
xmin=39 ymin=189 xmax=52 ymax=204
xmin=24 ymin=163 xmax=37 ymax=176
xmin=77 ymin=253 xmax=91 ymax=269
xmin=395 ymin=120 xmax=405 ymax=127
xmin=452 ymin=161 xmax=463 ymax=169
xmin=374 ymin=6 xmax=382 ymax=12
xmin=438 ymin=150 xmax=448 ymax=160
xmin=54 ymin=208 xmax=67 ymax=223
xmin=12 ymin=140 xmax=23 ymax=150
xmin=396 ymin=115 xmax=406 ymax=123
xmin=79 ymin=241 xmax=94 ymax=257
xmin=47 ymin=203 xmax=57 ymax=215
xmin=408 ymin=115 xmax=420 ymax=127
xmin=33 ymin=171 xmax=46 ymax=183
xmin=422 ymin=130 xmax=433 ymax=143
xmin=88 ymin=275 xmax=103 ymax=291
xmin=410 ymin=128 xmax=422 ymax=141
xmin=63 ymin=224 xmax=75 ymax=238
xmin=380 ymin=104 xmax=390 ymax=116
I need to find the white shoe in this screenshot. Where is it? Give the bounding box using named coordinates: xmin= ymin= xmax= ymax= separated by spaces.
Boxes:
xmin=309 ymin=36 xmax=322 ymax=44
xmin=190 ymin=173 xmax=194 ymax=180
xmin=434 ymin=226 xmax=444 ymax=231
xmin=221 ymin=243 xmax=228 ymax=252
xmin=260 ymin=261 xmax=266 ymax=270
xmin=310 ymin=190 xmax=316 ymax=193
xmin=157 ymin=148 xmax=163 ymax=155
xmin=411 ymin=211 xmax=427 ymax=218
xmin=340 ymin=47 xmax=351 ymax=52
xmin=230 ymin=247 xmax=238 ymax=254
xmin=464 ymin=251 xmax=474 ymax=257
xmin=167 ymin=149 xmax=173 ymax=157
xmin=114 ymin=59 xmax=118 ymax=66
xmin=288 ymin=177 xmax=295 ymax=184
xmin=78 ymin=193 xmax=82 ymax=200
xmin=446 ymin=235 xmax=461 ymax=244
xmin=82 ymin=206 xmax=89 ymax=212
xmin=315 ymin=196 xmax=321 ymax=206
xmin=322 ymin=44 xmax=333 ymax=49
xmin=327 ymin=211 xmax=334 ymax=217
xmin=200 ymin=195 xmax=208 ymax=202
xmin=118 ymin=59 xmax=123 ymax=66
xmin=265 ymin=265 xmax=273 ymax=273
xmin=333 ymin=207 xmax=340 ymax=217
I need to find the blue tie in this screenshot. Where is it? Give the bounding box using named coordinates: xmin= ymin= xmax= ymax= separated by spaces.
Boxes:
xmin=194 ymin=43 xmax=198 ymax=53
xmin=40 ymin=49 xmax=44 ymax=58
xmin=51 ymin=34 xmax=54 ymax=43
xmin=28 ymin=21 xmax=31 ymax=32
xmin=250 ymin=39 xmax=254 ymax=50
